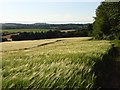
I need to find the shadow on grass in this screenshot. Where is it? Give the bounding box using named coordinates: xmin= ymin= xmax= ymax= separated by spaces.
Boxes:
xmin=94 ymin=47 xmax=120 ymax=89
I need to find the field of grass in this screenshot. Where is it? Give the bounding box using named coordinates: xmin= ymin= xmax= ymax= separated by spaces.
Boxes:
xmin=60 ymin=29 xmax=75 ymax=32
xmin=1 ymin=29 xmax=76 ymax=33
xmin=0 ymin=29 xmax=75 ymax=33
xmin=1 ymin=29 xmax=49 ymax=33
xmin=1 ymin=39 xmax=57 ymax=52
xmin=1 ymin=37 xmax=113 ymax=89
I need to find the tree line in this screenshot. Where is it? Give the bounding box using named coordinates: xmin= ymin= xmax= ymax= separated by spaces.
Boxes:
xmin=92 ymin=1 xmax=120 ymax=40
xmin=11 ymin=30 xmax=88 ymax=41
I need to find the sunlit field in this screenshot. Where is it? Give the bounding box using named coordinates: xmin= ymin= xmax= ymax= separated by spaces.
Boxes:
xmin=1 ymin=29 xmax=75 ymax=33
xmin=1 ymin=29 xmax=49 ymax=33
xmin=1 ymin=37 xmax=113 ymax=89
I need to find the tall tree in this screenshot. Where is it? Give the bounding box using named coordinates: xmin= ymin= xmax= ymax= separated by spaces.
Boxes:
xmin=93 ymin=1 xmax=120 ymax=40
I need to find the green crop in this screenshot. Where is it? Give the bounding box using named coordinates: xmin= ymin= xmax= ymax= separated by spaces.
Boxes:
xmin=1 ymin=37 xmax=112 ymax=89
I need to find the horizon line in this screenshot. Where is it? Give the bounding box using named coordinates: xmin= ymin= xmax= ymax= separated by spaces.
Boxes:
xmin=0 ymin=21 xmax=93 ymax=24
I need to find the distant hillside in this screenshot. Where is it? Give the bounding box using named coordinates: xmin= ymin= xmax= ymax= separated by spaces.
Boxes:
xmin=1 ymin=23 xmax=90 ymax=30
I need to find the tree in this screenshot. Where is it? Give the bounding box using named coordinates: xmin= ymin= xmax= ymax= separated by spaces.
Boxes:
xmin=93 ymin=1 xmax=120 ymax=40
xmin=87 ymin=24 xmax=93 ymax=36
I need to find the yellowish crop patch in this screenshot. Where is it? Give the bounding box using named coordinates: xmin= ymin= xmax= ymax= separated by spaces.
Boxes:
xmin=2 ymin=37 xmax=112 ymax=89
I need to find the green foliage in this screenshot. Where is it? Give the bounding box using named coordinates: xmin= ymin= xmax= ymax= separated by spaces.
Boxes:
xmin=9 ymin=30 xmax=88 ymax=41
xmin=111 ymin=40 xmax=120 ymax=47
xmin=93 ymin=2 xmax=120 ymax=40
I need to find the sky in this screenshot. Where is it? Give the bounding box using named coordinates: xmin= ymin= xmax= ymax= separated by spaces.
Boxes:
xmin=0 ymin=0 xmax=103 ymax=24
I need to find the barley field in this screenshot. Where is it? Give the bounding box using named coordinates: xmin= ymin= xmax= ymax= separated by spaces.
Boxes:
xmin=1 ymin=37 xmax=112 ymax=89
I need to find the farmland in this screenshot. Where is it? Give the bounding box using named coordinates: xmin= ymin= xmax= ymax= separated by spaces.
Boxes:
xmin=1 ymin=29 xmax=75 ymax=33
xmin=1 ymin=29 xmax=49 ymax=33
xmin=1 ymin=37 xmax=113 ymax=89
xmin=1 ymin=1 xmax=120 ymax=89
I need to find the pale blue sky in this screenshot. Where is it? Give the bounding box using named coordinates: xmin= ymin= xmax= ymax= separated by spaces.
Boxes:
xmin=0 ymin=0 xmax=102 ymax=24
